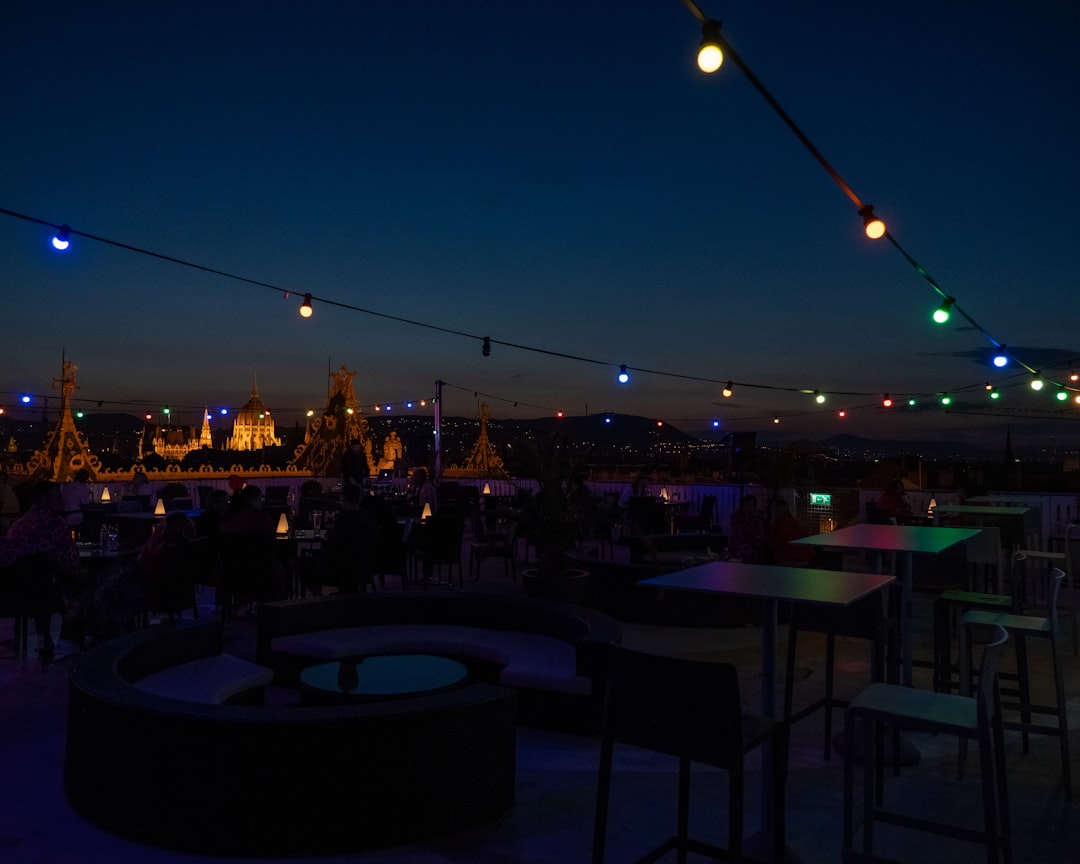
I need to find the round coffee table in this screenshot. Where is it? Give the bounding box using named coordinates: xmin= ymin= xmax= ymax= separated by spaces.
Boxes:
xmin=300 ymin=654 xmax=468 ymax=704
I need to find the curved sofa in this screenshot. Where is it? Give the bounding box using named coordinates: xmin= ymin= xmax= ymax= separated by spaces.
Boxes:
xmin=256 ymin=591 xmax=623 ymax=730
xmin=65 ymin=622 xmax=516 ymax=856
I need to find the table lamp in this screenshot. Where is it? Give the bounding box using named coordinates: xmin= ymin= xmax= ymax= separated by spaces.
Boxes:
xmin=276 ymin=512 xmax=290 ymax=535
xmin=153 ymin=498 xmax=166 ymax=516
xmin=421 ymin=503 xmax=433 ymax=521
xmin=100 ymin=486 xmax=111 ymax=502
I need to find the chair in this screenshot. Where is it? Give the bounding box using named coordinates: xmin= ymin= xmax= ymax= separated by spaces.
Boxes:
xmin=142 ymin=538 xmax=205 ymax=623
xmin=627 ymin=496 xmax=667 ymax=536
xmin=592 ymin=645 xmax=788 ymax=864
xmin=842 ymin=624 xmax=1011 ymax=864
xmin=469 ymin=514 xmax=519 ymax=581
xmin=864 ymin=502 xmax=894 ymax=525
xmin=961 ymin=567 xmax=1071 ymax=802
xmin=410 ymin=515 xmax=465 ymax=588
xmin=783 ymin=590 xmax=894 ymax=760
xmin=672 ymin=494 xmax=716 ymax=534
xmin=932 ymin=533 xmax=1014 ymax=694
xmin=0 ymin=552 xmax=55 ymax=661
xmin=1008 ymin=523 xmax=1078 ymax=653
xmin=213 ymin=531 xmax=282 ymax=617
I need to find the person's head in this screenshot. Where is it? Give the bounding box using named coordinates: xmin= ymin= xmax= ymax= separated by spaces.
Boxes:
xmin=341 ymin=484 xmax=363 ymax=509
xmin=29 ymin=481 xmax=63 ymax=514
xmin=161 ymin=511 xmax=195 ymax=541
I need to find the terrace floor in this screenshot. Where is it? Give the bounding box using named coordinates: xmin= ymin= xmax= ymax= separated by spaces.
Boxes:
xmin=1 ymin=538 xmax=1077 ymax=863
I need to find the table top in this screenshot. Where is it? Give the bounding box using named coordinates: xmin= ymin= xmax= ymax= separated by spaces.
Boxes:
xmin=640 ymin=560 xmax=894 ymax=607
xmin=931 ymin=504 xmax=1030 ymax=517
xmin=300 ymin=654 xmax=468 ymax=701
xmin=791 ymin=523 xmax=980 ymax=554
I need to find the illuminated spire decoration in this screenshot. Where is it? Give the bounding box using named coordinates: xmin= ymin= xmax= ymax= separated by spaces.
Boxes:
xmin=23 ymin=356 xmax=100 ymax=481
xmin=456 ymin=402 xmax=508 ymax=478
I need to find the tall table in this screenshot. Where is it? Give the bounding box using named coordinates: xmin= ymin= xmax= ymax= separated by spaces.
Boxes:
xmin=641 ymin=561 xmax=894 ymax=856
xmin=791 ymin=524 xmax=979 ymax=686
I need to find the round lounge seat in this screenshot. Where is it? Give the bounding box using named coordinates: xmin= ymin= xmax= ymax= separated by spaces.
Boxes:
xmin=255 ymin=591 xmax=623 ymax=730
xmin=64 ymin=622 xmax=516 ymax=856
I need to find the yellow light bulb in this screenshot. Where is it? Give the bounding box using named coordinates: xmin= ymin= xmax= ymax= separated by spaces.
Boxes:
xmin=697 ymin=44 xmax=723 ymax=73
xmin=864 ymin=217 xmax=886 ymax=239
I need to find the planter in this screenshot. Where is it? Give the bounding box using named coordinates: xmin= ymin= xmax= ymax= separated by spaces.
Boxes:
xmin=521 ymin=568 xmax=590 ymax=606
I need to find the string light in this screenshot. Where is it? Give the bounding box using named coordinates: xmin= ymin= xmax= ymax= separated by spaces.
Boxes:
xmin=1030 ymin=374 xmax=1044 ymax=391
xmin=1055 ymin=387 xmax=1068 ymax=402
xmin=51 ymin=224 xmax=70 ymax=251
xmin=992 ymin=347 xmax=1009 ymax=368
xmin=813 ymin=390 xmax=826 ymax=404
xmin=299 ymin=293 xmax=313 ymax=318
xmin=881 ymin=394 xmax=893 ymax=408
xmin=722 ymin=382 xmax=734 ymax=398
xmin=932 ymin=297 xmax=955 ymax=324
xmin=617 ymin=365 xmax=630 ymax=384
xmin=940 ymin=393 xmax=952 ymax=405
xmin=859 ymin=205 xmax=886 ymax=240
xmin=696 ymin=20 xmax=724 ymax=73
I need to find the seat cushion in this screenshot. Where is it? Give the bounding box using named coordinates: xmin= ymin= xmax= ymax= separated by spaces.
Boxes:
xmin=272 ymin=624 xmax=497 ymax=661
xmin=134 ymin=654 xmax=273 ymax=705
xmin=465 ymin=630 xmax=592 ymax=696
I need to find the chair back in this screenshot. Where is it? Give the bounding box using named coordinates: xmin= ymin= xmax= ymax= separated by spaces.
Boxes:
xmin=600 ymin=645 xmax=744 ymax=770
xmin=422 ymin=515 xmax=466 ymax=566
xmin=973 ymin=623 xmax=1009 ymax=739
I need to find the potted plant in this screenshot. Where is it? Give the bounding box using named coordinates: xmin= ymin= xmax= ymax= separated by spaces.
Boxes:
xmin=519 ymin=434 xmax=589 ymax=605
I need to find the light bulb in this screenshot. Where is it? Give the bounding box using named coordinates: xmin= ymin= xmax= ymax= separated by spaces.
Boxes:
xmin=859 ymin=205 xmax=886 ymax=240
xmin=722 ymin=381 xmax=733 ymax=398
xmin=697 ymin=21 xmax=724 ymax=73
xmin=882 ymin=394 xmax=893 ymax=408
xmin=617 ymin=365 xmax=630 ymax=384
xmin=1031 ymin=375 xmax=1044 ymax=391
xmin=992 ymin=347 xmax=1008 ymax=368
xmin=932 ymin=297 xmax=955 ymax=324
xmin=299 ymin=293 xmax=313 ymax=318
xmin=51 ymin=225 xmax=71 ymax=251
xmin=814 ymin=390 xmax=826 ymax=404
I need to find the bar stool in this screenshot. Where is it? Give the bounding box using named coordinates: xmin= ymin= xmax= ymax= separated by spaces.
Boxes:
xmin=842 ymin=624 xmax=1011 ymax=864
xmin=783 ymin=589 xmax=894 ymax=760
xmin=960 ymin=567 xmax=1071 ymax=802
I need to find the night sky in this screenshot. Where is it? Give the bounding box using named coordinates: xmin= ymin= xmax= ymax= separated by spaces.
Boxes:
xmin=2 ymin=1 xmax=1078 ymax=450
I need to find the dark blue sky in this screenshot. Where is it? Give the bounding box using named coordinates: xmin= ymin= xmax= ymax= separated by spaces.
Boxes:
xmin=2 ymin=1 xmax=1078 ymax=449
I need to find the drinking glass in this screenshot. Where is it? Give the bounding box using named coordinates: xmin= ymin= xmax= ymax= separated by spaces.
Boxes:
xmin=311 ymin=510 xmax=323 ymax=534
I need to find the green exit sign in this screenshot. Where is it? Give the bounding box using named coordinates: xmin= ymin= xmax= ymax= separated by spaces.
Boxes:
xmin=808 ymin=493 xmax=832 ymax=507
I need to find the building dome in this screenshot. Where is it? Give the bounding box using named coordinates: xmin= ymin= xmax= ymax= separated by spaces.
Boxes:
xmin=227 ymin=377 xmax=282 ymax=451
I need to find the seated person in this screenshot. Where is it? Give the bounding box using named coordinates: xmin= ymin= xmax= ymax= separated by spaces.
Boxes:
xmin=195 ymin=489 xmax=230 ymax=538
xmin=1 ymin=481 xmax=86 ymax=656
xmin=220 ymin=485 xmax=275 ymax=534
xmin=768 ymin=499 xmax=817 ymax=566
xmin=729 ymin=494 xmax=767 ymax=563
xmin=876 ymin=479 xmax=913 ymax=518
xmin=322 ymin=484 xmax=379 ymax=592
xmin=138 ymin=512 xmax=196 ymax=589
